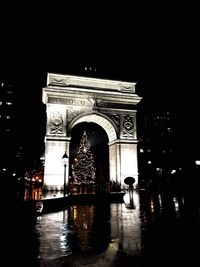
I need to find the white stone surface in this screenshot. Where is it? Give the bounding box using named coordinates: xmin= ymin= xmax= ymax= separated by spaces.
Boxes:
xmin=42 ymin=73 xmax=142 ymax=190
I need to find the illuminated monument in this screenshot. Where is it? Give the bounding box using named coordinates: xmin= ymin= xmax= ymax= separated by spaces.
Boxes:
xmin=42 ymin=73 xmax=142 ymax=191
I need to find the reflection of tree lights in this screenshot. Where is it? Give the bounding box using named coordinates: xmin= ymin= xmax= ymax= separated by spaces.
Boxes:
xmin=150 ymin=198 xmax=154 ymax=213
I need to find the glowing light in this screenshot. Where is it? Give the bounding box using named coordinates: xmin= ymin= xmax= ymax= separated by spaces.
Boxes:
xmin=158 ymin=194 xmax=162 ymax=209
xmin=150 ymin=196 xmax=155 ymax=213
xmin=123 ymin=192 xmax=130 ymax=203
xmin=6 ymin=101 xmax=12 ymax=105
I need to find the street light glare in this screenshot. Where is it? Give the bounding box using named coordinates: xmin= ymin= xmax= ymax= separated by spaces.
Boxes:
xmin=195 ymin=160 xmax=200 ymax=166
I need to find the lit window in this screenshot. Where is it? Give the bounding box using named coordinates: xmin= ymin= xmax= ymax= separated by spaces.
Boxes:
xmin=6 ymin=102 xmax=12 ymax=105
xmin=5 ymin=115 xmax=11 ymax=119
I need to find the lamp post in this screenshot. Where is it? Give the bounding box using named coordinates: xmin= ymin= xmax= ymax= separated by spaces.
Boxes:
xmin=62 ymin=152 xmax=69 ymax=197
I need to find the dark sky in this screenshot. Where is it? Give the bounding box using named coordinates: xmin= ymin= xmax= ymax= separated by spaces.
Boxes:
xmin=1 ymin=3 xmax=198 ymax=101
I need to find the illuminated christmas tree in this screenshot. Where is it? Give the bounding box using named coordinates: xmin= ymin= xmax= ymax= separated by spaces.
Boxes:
xmin=72 ymin=130 xmax=96 ymax=184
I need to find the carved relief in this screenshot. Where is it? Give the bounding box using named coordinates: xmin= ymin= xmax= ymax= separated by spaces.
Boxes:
xmin=48 ymin=97 xmax=86 ymax=106
xmin=67 ymin=109 xmax=88 ymax=122
xmin=122 ymin=114 xmax=135 ymax=137
xmin=50 ymin=111 xmax=64 ymax=134
xmin=107 ymin=113 xmax=120 ymax=128
xmin=49 ymin=75 xmax=70 ymax=86
xmin=119 ymin=83 xmax=135 ymax=93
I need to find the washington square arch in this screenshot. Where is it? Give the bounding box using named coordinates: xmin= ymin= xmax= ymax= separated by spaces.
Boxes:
xmin=42 ymin=72 xmax=142 ymax=192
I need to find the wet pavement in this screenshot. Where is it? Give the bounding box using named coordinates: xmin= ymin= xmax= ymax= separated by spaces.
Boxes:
xmin=13 ymin=190 xmax=200 ymax=266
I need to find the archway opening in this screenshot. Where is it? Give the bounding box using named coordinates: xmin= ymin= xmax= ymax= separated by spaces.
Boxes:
xmin=69 ymin=122 xmax=109 ymax=194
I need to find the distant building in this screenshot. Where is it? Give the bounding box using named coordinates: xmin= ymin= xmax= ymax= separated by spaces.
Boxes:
xmin=0 ymin=73 xmax=15 ymax=135
xmin=0 ymin=72 xmax=23 ymax=176
xmin=137 ymin=102 xmax=178 ymax=187
xmin=83 ymin=65 xmax=98 ymax=75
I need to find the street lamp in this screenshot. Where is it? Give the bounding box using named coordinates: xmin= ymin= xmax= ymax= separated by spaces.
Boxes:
xmin=62 ymin=151 xmax=69 ymax=197
xmin=195 ymin=160 xmax=200 ymax=166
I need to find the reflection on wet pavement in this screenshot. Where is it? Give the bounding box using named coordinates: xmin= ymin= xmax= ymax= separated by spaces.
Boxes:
xmin=15 ymin=190 xmax=200 ymax=266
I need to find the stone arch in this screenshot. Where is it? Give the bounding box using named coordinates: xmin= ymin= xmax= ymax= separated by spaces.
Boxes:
xmin=42 ymin=73 xmax=142 ymax=191
xmin=67 ymin=112 xmax=117 ymax=143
